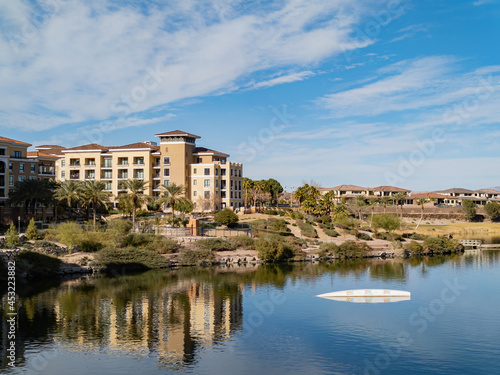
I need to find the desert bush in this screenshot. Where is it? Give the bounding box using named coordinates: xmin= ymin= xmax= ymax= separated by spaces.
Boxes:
xmin=372 ymin=214 xmax=401 ymax=232
xmin=178 ymin=248 xmax=215 ymax=266
xmin=214 ymin=208 xmax=239 ymax=227
xmin=403 ymin=232 xmax=428 ymax=241
xmin=262 ymin=209 xmax=278 ymax=215
xmin=484 ymin=202 xmax=500 ymax=222
xmin=404 ymin=240 xmax=424 ymax=254
xmin=195 ymin=238 xmax=235 ymax=251
xmin=119 ymin=233 xmax=178 ymax=253
xmin=95 ymin=247 xmax=169 ymax=271
xmin=255 ymin=235 xmax=296 ymax=261
xmin=319 ymin=242 xmax=340 ymax=254
xmin=374 ymin=231 xmax=404 ymax=241
xmin=289 ymin=211 xmax=304 ymax=220
xmin=422 ymin=236 xmax=461 ymax=253
xmin=5 ymin=223 xmax=19 ymax=248
xmin=296 ymin=220 xmax=318 ymax=238
xmin=107 ymin=219 xmax=133 ymax=236
xmin=356 ymin=232 xmax=373 ymax=241
xmin=229 ymin=235 xmax=256 ymax=249
xmin=337 ymin=240 xmax=371 ymax=258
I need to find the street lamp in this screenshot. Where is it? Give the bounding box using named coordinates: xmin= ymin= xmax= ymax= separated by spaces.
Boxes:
xmin=18 ymin=216 xmax=21 ymax=234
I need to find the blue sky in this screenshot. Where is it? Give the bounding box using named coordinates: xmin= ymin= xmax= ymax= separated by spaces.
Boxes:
xmin=0 ymin=0 xmax=499 ymax=191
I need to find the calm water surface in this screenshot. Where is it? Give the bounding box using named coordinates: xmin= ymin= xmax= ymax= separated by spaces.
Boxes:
xmin=2 ymin=252 xmax=500 ymax=375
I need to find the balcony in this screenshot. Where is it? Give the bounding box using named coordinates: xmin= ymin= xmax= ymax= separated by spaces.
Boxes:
xmin=38 ymin=166 xmax=55 ymax=175
xmin=69 ymin=173 xmax=80 ymax=180
xmin=69 ymin=163 xmax=81 ymax=167
xmin=117 ymin=174 xmax=129 ymax=180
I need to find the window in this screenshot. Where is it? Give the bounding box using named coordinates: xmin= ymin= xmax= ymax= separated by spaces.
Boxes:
xmin=31 ymin=164 xmax=35 ymax=173
xmin=0 ymin=148 xmax=5 ymax=155
xmin=239 ymin=180 xmax=242 ymax=190
xmin=86 ymin=170 xmax=96 ymax=180
xmin=204 ymin=168 xmax=210 ymax=175
xmin=193 ymin=191 xmax=197 ymax=197
xmin=118 ymin=158 xmax=128 ymax=165
xmin=18 ymin=176 xmax=25 ymax=182
xmin=215 ymin=180 xmax=219 ymax=188
xmin=118 ymin=170 xmax=128 ymax=179
xmin=9 ymin=176 xmax=14 ymax=186
xmin=221 ymin=169 xmax=226 ymax=176
xmin=134 ymin=169 xmax=144 ymax=179
xmin=215 ymin=169 xmax=219 ymax=176
xmin=70 ymin=158 xmax=80 ymax=166
xmin=193 ymin=168 xmax=197 ymax=174
xmin=164 ymin=180 xmax=170 ymax=187
xmin=61 ymin=171 xmax=65 ymax=179
xmin=85 ymin=158 xmax=96 ymax=166
xmin=230 ymin=169 xmax=233 ymax=176
xmin=20 ymin=163 xmax=24 ymax=172
xmin=103 ymin=158 xmax=112 ymax=168
xmin=164 ymin=168 xmax=170 ymax=177
xmin=104 ymin=182 xmax=112 ymax=191
xmin=204 ymin=191 xmax=210 ymax=199
xmin=102 ymin=171 xmax=112 ymax=179
xmin=9 ymin=163 xmax=13 ymax=172
xmin=197 ymin=157 xmax=202 ymax=163
xmin=14 ymin=151 xmax=22 ymax=158
xmin=134 ymin=157 xmax=144 ymax=165
xmin=193 ymin=179 xmax=197 ymax=186
xmin=61 ymin=160 xmax=65 ymax=167
xmin=163 ymin=156 xmax=170 ymax=165
xmin=204 ymin=179 xmax=210 ymax=188
xmin=239 ymin=170 xmax=242 ymax=177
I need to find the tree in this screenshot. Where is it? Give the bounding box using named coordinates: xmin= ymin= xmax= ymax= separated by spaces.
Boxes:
xmin=415 ymin=198 xmax=429 ymax=230
xmin=9 ymin=179 xmax=54 ymax=218
xmin=462 ymin=199 xmax=477 ymax=222
xmin=54 ymin=180 xmax=82 ymax=219
xmin=81 ymin=180 xmax=111 ymax=230
xmin=379 ymin=196 xmax=390 ymax=214
xmin=242 ymin=178 xmax=254 ymax=207
xmin=372 ymin=214 xmax=401 ymax=232
xmin=368 ymin=197 xmax=379 ymax=228
xmin=266 ymin=179 xmax=283 ymax=206
xmin=5 ymin=223 xmax=19 ymax=247
xmin=355 ymin=195 xmax=366 ymax=221
xmin=214 ymin=208 xmax=239 ymax=227
xmin=26 ymin=218 xmax=39 ymax=240
xmin=157 ymin=183 xmax=190 ymax=225
xmin=393 ymin=192 xmax=408 ymax=221
xmin=121 ymin=179 xmax=150 ymax=228
xmin=485 ymin=202 xmax=500 ymax=222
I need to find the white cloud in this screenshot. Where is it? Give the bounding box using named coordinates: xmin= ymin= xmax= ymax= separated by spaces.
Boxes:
xmin=317 ymin=56 xmax=500 ymax=121
xmin=0 ymin=0 xmax=384 ymax=131
xmin=473 ymin=0 xmax=495 ymax=6
xmin=250 ymin=71 xmax=316 ymax=89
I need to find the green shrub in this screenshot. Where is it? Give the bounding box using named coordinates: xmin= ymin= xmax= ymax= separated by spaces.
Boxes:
xmin=229 ymin=235 xmax=256 ymax=249
xmin=296 ymin=220 xmax=318 ymax=238
xmin=16 ymin=250 xmax=62 ymax=277
xmin=34 ymin=240 xmax=56 ymax=248
xmin=79 ymin=239 xmax=104 ymax=253
xmin=54 ymin=222 xmax=84 ymax=250
xmin=374 ymin=231 xmax=403 ymax=241
xmin=95 ymin=247 xmax=169 ymax=271
xmin=323 ymin=228 xmax=339 ymax=237
xmin=107 ymin=219 xmax=133 ymax=235
xmin=214 ymin=208 xmax=239 ymax=226
xmin=319 ymin=242 xmax=340 ymax=254
xmin=290 ymin=211 xmax=304 ymax=220
xmin=422 ymin=236 xmax=460 ymax=253
xmin=119 ymin=233 xmax=178 ymax=254
xmin=356 ymin=232 xmax=373 ymax=241
xmin=256 ymin=236 xmax=296 ymax=261
xmin=277 ymin=211 xmax=286 ymax=216
xmin=372 ymin=214 xmax=401 ymax=232
xmin=337 ymin=240 xmax=371 ymax=258
xmin=26 ymin=218 xmax=39 ymax=240
xmin=195 ymin=238 xmax=235 ymax=251
xmin=404 ymin=240 xmax=424 ymax=254
xmin=263 ymin=209 xmax=278 ymax=215
xmin=484 ymin=202 xmax=500 ymax=221
xmin=178 ymin=248 xmax=215 ymax=265
xmin=5 ymin=223 xmax=19 ymax=248
xmin=271 ymin=220 xmax=289 ymax=232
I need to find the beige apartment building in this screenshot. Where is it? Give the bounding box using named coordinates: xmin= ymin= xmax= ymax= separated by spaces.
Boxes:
xmin=0 ymin=136 xmax=58 ymax=221
xmin=38 ymin=130 xmax=243 ymax=212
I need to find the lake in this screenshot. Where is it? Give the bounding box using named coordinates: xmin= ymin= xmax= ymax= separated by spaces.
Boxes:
xmin=2 ymin=252 xmax=500 ymax=375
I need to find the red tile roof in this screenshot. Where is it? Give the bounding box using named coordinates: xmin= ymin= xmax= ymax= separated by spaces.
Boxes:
xmin=109 ymin=142 xmax=160 ymax=151
xmin=320 ymin=185 xmax=368 ymax=191
xmin=372 ymin=185 xmax=411 ymax=192
xmin=194 ymin=147 xmax=229 ymax=157
xmin=155 ymin=130 xmax=201 ymax=138
xmin=408 ymin=192 xmax=449 ymax=199
xmin=62 ymin=144 xmax=108 ymax=152
xmin=36 ymin=145 xmax=65 ymax=149
xmin=27 ymin=151 xmax=59 ymax=158
xmin=0 ymin=136 xmax=31 ymax=146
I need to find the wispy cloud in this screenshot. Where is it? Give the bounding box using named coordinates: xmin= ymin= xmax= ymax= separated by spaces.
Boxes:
xmin=317 ymin=56 xmax=500 ymax=120
xmin=473 ymin=0 xmax=495 ymax=6
xmin=250 ymin=71 xmax=316 ymax=89
xmin=0 ymin=0 xmax=386 ymax=131
xmin=390 ymin=24 xmax=430 ymax=42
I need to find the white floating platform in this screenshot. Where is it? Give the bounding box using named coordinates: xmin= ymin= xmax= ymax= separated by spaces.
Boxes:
xmin=318 ymin=296 xmax=410 ymax=304
xmin=317 ymin=289 xmax=411 ymax=299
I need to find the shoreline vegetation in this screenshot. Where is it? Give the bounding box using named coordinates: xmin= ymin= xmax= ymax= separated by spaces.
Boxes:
xmin=3 ymin=210 xmax=499 ymax=281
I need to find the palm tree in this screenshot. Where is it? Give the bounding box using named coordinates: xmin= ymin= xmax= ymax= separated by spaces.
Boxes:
xmin=54 ymin=180 xmax=82 ymax=219
xmin=9 ymin=179 xmax=54 ymax=218
xmin=81 ymin=180 xmax=111 ymax=230
xmin=379 ymin=196 xmax=390 ymax=214
xmin=355 ymin=195 xmax=366 ymax=221
xmin=415 ymin=197 xmax=429 ymax=230
xmin=157 ymin=183 xmax=190 ymax=226
xmin=242 ymin=178 xmax=254 ymax=207
xmin=393 ymin=192 xmax=408 ymax=229
xmin=121 ymin=179 xmax=150 ymax=228
xmin=368 ymin=197 xmax=379 ymax=228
